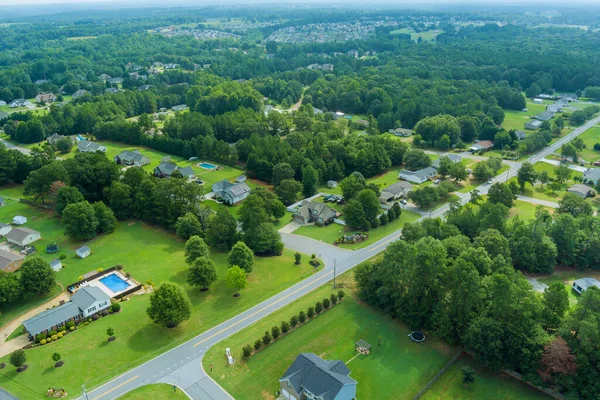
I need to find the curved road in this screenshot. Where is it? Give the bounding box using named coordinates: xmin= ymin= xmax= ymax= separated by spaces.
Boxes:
xmin=42 ymin=116 xmax=595 ymax=400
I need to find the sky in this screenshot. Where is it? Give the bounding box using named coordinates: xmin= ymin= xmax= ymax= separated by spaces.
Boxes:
xmin=0 ymin=0 xmax=599 ymax=4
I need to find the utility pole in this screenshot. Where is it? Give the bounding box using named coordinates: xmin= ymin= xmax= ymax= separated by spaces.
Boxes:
xmin=333 ymin=259 xmax=336 ymax=289
xmin=82 ymin=384 xmax=90 ymax=400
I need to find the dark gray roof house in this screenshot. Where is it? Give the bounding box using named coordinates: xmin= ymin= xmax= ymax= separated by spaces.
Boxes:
xmin=398 ymin=167 xmax=437 ymax=184
xmin=114 ymin=150 xmax=150 ymax=167
xmin=515 ymin=130 xmax=527 ymax=140
xmin=138 ymin=85 xmax=153 ymax=91
xmin=432 ymin=154 xmax=462 ymax=169
xmin=380 ymin=181 xmax=413 ymax=204
xmin=47 ymin=133 xmax=67 ymax=145
xmin=0 ymin=111 xmax=9 ymax=120
xmin=535 ymin=110 xmax=555 ymax=121
xmin=293 ymin=200 xmax=338 ymax=225
xmin=212 ymin=180 xmax=251 ymax=205
xmin=72 ymin=89 xmax=89 ymax=99
xmin=567 ymin=184 xmax=594 ymax=198
xmin=172 ymin=104 xmax=188 ymax=112
xmin=525 ymin=120 xmax=543 ymax=130
xmin=279 ymin=353 xmax=357 ymax=400
xmin=77 ymin=140 xmax=107 ymax=153
xmin=153 ymin=163 xmax=195 ymax=179
xmin=583 ymin=168 xmax=600 ymax=185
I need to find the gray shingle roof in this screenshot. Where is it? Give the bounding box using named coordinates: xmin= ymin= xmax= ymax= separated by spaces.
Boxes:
xmin=573 ymin=278 xmax=600 ymax=291
xmin=584 ymin=168 xmax=600 ymax=184
xmin=76 ymin=246 xmax=90 ymax=254
xmin=381 ymin=181 xmax=413 ymax=196
xmin=296 ymin=201 xmax=337 ymax=221
xmin=155 ymin=162 xmax=178 ymax=176
xmin=279 ymin=353 xmax=356 ymax=400
xmin=178 ymin=166 xmax=195 ymax=178
xmin=6 ymin=227 xmax=39 ymax=243
xmin=115 ymin=150 xmax=149 ymax=164
xmin=71 ymin=286 xmax=110 ymax=310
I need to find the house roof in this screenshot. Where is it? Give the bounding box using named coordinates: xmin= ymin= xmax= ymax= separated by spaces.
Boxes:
xmin=22 ymin=302 xmax=81 ymax=336
xmin=6 ymin=227 xmax=39 ymax=243
xmin=71 ymin=286 xmax=110 ymax=310
xmin=279 ymin=353 xmax=356 ymax=400
xmin=381 ymin=181 xmax=413 ymax=196
xmin=568 ymin=184 xmax=593 ymax=195
xmin=0 ymin=249 xmax=22 ymax=271
xmin=50 ymin=259 xmax=61 ymax=267
xmin=432 ymin=154 xmax=462 ymax=168
xmin=296 ymin=201 xmax=337 ymax=221
xmin=526 ymin=120 xmax=543 ymax=129
xmin=355 ymin=339 xmax=371 ymax=349
xmin=515 ymin=130 xmax=527 ymax=139
xmin=155 ymin=162 xmax=178 ymax=176
xmin=116 ymin=150 xmax=148 ymax=164
xmin=77 ymin=140 xmax=105 ymax=152
xmin=573 ymin=278 xmax=600 ymax=290
xmin=473 ymin=140 xmax=494 ymax=149
xmin=76 ymin=246 xmax=90 ymax=254
xmin=584 ymin=168 xmax=600 ymax=182
xmin=536 ymin=111 xmax=554 ymax=121
xmin=226 ymin=182 xmax=251 ymax=198
xmin=0 ymin=111 xmax=9 ymax=120
xmin=178 ymin=166 xmax=195 ymax=178
xmin=400 ymin=167 xmax=436 ymax=180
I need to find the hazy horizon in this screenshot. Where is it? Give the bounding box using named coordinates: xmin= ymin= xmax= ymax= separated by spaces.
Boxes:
xmin=1 ymin=0 xmax=600 ymax=5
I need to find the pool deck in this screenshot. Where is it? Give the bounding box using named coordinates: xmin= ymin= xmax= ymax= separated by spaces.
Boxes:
xmin=84 ymin=271 xmax=138 ymax=298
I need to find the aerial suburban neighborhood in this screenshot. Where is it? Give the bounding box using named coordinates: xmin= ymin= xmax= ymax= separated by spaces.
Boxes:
xmin=0 ymin=2 xmax=600 ymax=400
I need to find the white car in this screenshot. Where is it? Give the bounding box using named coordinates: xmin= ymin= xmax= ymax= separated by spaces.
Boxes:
xmin=487 ymin=179 xmax=493 ymax=184
xmin=433 ymin=179 xmax=441 ymax=184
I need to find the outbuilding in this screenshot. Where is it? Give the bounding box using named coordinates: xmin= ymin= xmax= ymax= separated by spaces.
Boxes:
xmin=573 ymin=278 xmax=600 ymax=295
xmin=13 ymin=216 xmax=27 ymax=225
xmin=76 ymin=246 xmax=91 ymax=259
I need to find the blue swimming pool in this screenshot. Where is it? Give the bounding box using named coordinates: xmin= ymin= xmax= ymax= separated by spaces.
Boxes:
xmin=100 ymin=274 xmax=130 ymax=293
xmin=198 ymin=162 xmax=217 ymax=170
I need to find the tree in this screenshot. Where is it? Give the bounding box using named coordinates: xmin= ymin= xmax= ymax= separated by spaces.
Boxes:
xmin=0 ymin=273 xmax=23 ymax=309
xmin=275 ymin=179 xmax=302 ymax=205
xmin=557 ymin=193 xmax=592 ymax=218
xmin=295 ymin=252 xmax=301 ymax=264
xmin=272 ymin=163 xmax=295 ymax=186
xmin=93 ymin=201 xmax=116 ymax=234
xmin=147 ymin=282 xmax=192 ymax=328
xmin=176 ymin=213 xmax=203 ymax=240
xmin=104 ymin=181 xmax=132 ymax=220
xmin=355 ymin=189 xmax=380 ymax=223
xmin=541 ymin=282 xmax=569 ymax=331
xmin=244 ymin=222 xmax=283 ymax=255
xmin=570 ymin=110 xmax=586 ymax=125
xmin=62 ymin=201 xmax=99 ymax=240
xmin=55 ymin=137 xmax=73 ymax=153
xmin=449 ymin=162 xmax=468 ymax=182
xmin=106 ymin=327 xmax=115 ymax=339
xmin=226 ymin=265 xmax=247 ymax=297
xmin=538 ymin=171 xmax=550 ymax=187
xmin=517 ymin=162 xmax=537 ymax=192
xmin=403 ymin=149 xmax=431 ymax=171
xmin=437 ymin=157 xmax=454 ymax=178
xmin=526 ymin=83 xmax=541 ymax=98
xmin=10 ymin=350 xmax=26 ymax=369
xmin=228 ymin=241 xmax=254 ymax=273
xmin=488 ymin=183 xmax=514 ymax=208
xmin=187 ymin=256 xmax=217 ymax=291
xmin=340 ymin=172 xmax=366 ymax=199
xmin=555 ymin=164 xmax=571 ymax=184
xmin=462 ymin=366 xmax=476 ymax=387
xmin=345 ymin=199 xmax=369 ymax=230
xmin=52 ymin=352 xmax=61 ymax=362
xmin=184 ymin=236 xmax=210 ymax=264
xmin=538 ymin=337 xmax=578 ymax=383
xmin=561 ymin=143 xmax=578 ymax=162
xmin=472 ymin=162 xmax=493 ymax=182
xmin=487 ymin=105 xmax=505 ymax=125
xmin=24 ymin=162 xmax=69 ymax=203
xmin=271 ymin=325 xmax=281 ymax=339
xmin=55 ymin=186 xmax=84 ymax=215
xmin=205 ymin=208 xmax=238 ymax=250
xmin=301 ymin=166 xmax=319 ymax=198
xmin=548 ymin=180 xmax=562 ymax=193
xmin=20 ymin=257 xmax=55 ymax=294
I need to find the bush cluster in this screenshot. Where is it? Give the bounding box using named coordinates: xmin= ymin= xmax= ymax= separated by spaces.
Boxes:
xmin=243 ymin=290 xmax=346 ymax=358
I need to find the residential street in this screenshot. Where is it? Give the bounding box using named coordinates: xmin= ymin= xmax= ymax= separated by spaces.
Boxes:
xmin=68 ymin=117 xmax=600 ymax=400
xmin=0 ymin=138 xmax=30 ymax=155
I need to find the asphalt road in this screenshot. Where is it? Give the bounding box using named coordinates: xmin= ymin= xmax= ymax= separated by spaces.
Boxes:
xmin=19 ymin=116 xmax=598 ymax=400
xmin=0 ymin=138 xmax=30 ymax=155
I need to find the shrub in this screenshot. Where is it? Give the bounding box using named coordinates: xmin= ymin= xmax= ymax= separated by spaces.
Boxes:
xmin=58 ymin=326 xmax=66 ymax=332
xmin=294 ymin=252 xmax=301 ymax=264
xmin=337 ymin=290 xmax=345 ymax=301
xmin=309 ymin=259 xmax=320 ymax=267
xmin=52 ymin=353 xmax=61 ymax=362
xmin=91 ymin=314 xmax=99 ymax=321
xmin=59 ymin=254 xmax=66 ymax=260
xmin=10 ymin=350 xmax=26 ymax=368
xmin=271 ymin=325 xmax=281 ymax=339
xmin=330 ymin=293 xmax=338 ymax=305
xmin=51 ymin=335 xmax=58 ymax=341
xmin=66 ymin=321 xmax=75 ymax=329
xmin=55 ymin=361 xmax=64 ymax=368
xmin=83 ymin=321 xmax=89 ymax=327
xmin=115 ymin=264 xmax=123 ymax=270
xmin=311 ymin=254 xmax=316 ymax=259
xmin=96 ymin=268 xmax=103 ymax=273
xmin=243 ymin=345 xmax=252 ymax=358
xmin=100 ymin=310 xmax=108 ymax=317
xmin=69 ymin=327 xmax=75 ymax=331
xmin=57 ymin=332 xmax=63 ymax=338
xmin=298 ymin=311 xmax=307 ymax=323
xmin=323 ymin=298 xmax=331 ymax=309
xmin=48 ymin=330 xmax=57 ymax=337
xmin=111 ymin=303 xmax=121 ymax=312
xmin=307 ymin=307 xmax=315 ymax=318
xmin=290 ymin=315 xmax=299 ymax=328
xmin=87 ymin=318 xmax=92 ymax=323
xmin=35 ymin=333 xmax=47 ymax=343
xmin=281 ymin=321 xmax=290 ymax=333
xmin=40 ymin=339 xmax=46 ymax=345
xmin=315 ymin=301 xmax=323 ymax=314
xmin=254 ymin=340 xmax=262 ymax=350
xmin=262 ymin=331 xmax=272 ymax=345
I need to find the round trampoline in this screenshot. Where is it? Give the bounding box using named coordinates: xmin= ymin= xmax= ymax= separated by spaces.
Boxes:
xmin=46 ymin=243 xmax=59 ymax=254
xmin=409 ymin=331 xmax=425 ymax=343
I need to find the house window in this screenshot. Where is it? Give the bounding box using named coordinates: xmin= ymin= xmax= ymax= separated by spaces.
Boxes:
xmin=88 ymin=306 xmax=97 ymax=314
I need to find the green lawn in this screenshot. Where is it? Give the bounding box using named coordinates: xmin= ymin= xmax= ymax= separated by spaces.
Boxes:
xmin=424 ymin=355 xmax=550 ymax=400
xmin=501 ymin=102 xmax=547 ymax=132
xmin=390 ymin=28 xmax=444 ymax=42
xmin=536 ymin=268 xmax=600 ymax=304
xmin=5 ymin=325 xmax=25 ymax=342
xmin=574 ymin=126 xmax=600 ymax=163
xmin=505 ymin=161 xmax=581 ymax=203
xmin=203 ymin=273 xmax=456 ymax=400
xmin=0 ymin=188 xmax=320 ymax=399
xmin=293 ymin=209 xmax=420 ymax=249
xmin=118 ymin=384 xmax=188 ymax=400
xmin=509 ymin=200 xmax=553 ymax=220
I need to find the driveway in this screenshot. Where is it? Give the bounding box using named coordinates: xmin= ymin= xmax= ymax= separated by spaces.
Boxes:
xmin=516 ymin=195 xmax=559 ymax=209
xmin=0 ymin=138 xmax=30 ymax=155
xmin=278 ymin=221 xmax=301 ymax=234
xmin=541 ymin=158 xmax=588 ymax=172
xmin=280 ymin=233 xmax=349 ymax=265
xmin=525 ymin=276 xmax=549 ymax=293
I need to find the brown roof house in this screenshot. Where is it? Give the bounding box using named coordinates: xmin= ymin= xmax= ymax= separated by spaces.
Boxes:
xmin=279 ymin=353 xmax=357 ymax=400
xmin=0 ymin=249 xmax=23 ymax=272
xmin=293 ymin=201 xmax=338 ymax=226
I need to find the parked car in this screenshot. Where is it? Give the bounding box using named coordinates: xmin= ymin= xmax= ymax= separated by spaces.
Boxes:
xmin=487 ymin=179 xmax=493 ymax=184
xmin=594 ymin=161 xmax=600 ymax=166
xmin=195 ymin=179 xmax=204 ymax=184
xmin=400 ymin=199 xmax=407 ymax=205
xmin=433 ymin=179 xmax=441 ymax=184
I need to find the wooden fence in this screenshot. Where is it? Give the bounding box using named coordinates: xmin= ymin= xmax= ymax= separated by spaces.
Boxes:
xmin=412 ymin=349 xmax=463 ymax=400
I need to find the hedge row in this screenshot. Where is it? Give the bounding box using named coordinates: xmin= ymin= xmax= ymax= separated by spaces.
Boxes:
xmin=243 ymin=290 xmax=345 ymax=358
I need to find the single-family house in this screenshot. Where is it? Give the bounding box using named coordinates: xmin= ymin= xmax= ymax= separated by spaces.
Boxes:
xmin=105 ymin=88 xmax=119 ymax=94
xmin=6 ymin=227 xmax=41 ymax=247
xmin=108 ymin=77 xmax=123 ymax=85
xmin=114 ymin=150 xmax=150 ymax=167
xmin=389 ymin=128 xmax=413 ymax=137
xmin=13 ymin=215 xmax=27 ymax=225
xmin=348 ymin=50 xmax=359 ymax=58
xmin=152 ymin=62 xmax=164 ymax=68
xmin=235 ymin=175 xmax=247 ymax=184
xmin=98 ymin=74 xmax=111 ymax=81
xmin=35 ymin=79 xmax=48 ymax=85
xmin=583 ymin=168 xmax=600 ymax=186
xmin=525 ymin=120 xmax=543 ymax=130
xmin=0 ymin=100 xmax=6 ymax=107
xmin=572 ymin=278 xmax=600 ymax=295
xmin=533 ymin=98 xmax=543 ymax=104
xmin=10 ymin=98 xmax=31 ymax=108
xmin=535 ymin=111 xmax=554 ymax=121
xmin=0 ymin=223 xmax=12 ymax=237
xmin=47 ymin=133 xmax=67 ymax=146
xmin=35 ymin=93 xmax=57 ymax=103
xmin=432 ymin=154 xmax=462 ymax=169
xmin=76 ymin=246 xmax=91 ymax=259
xmin=313 ymin=107 xmax=323 ymax=115
xmin=279 ymin=353 xmax=357 ymax=400
xmin=153 ymin=163 xmax=195 ymax=179
xmin=547 ymin=103 xmax=562 ymax=113
xmin=293 ymin=201 xmax=338 ymax=225
xmin=515 ymin=130 xmax=527 ymax=140
xmin=398 ymin=167 xmax=437 ymax=184
xmin=469 ymin=140 xmax=494 ymax=153
xmin=72 ymin=89 xmax=89 ymax=99
xmin=22 ymin=286 xmax=111 ymax=339
xmin=379 ymin=181 xmax=413 ymax=204
xmin=77 ymin=140 xmax=107 ymax=153
xmin=212 ymin=180 xmax=251 ymax=205
xmin=0 ymin=249 xmax=23 ymax=272
xmin=164 ymin=63 xmax=178 ymax=69
xmin=172 ymin=104 xmax=188 ymax=112
xmin=327 ymin=180 xmax=338 ymax=189
xmin=567 ymin=184 xmax=594 ymax=198
xmin=50 ymin=259 xmax=62 ymax=272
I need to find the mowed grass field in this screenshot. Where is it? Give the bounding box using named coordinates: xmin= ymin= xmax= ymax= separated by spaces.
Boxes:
xmin=575 ymin=125 xmax=600 ymax=163
xmin=506 ymin=161 xmax=582 ymax=203
xmin=424 ymin=355 xmax=550 ymax=400
xmin=118 ymin=384 xmax=188 ymax=400
xmin=509 ymin=200 xmax=553 ymax=220
xmin=390 ymin=28 xmax=444 ymax=42
xmin=0 ymin=185 xmax=319 ymax=399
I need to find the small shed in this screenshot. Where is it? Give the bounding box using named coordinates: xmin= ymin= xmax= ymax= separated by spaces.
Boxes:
xmin=50 ymin=259 xmax=62 ymax=272
xmin=76 ymin=246 xmax=91 ymax=259
xmin=13 ymin=216 xmax=27 ymax=225
xmin=355 ymin=339 xmax=371 ymax=355
xmin=327 ymin=180 xmax=338 ymax=189
xmin=0 ymin=196 xmax=5 ymax=206
xmin=236 ymin=175 xmax=247 ymax=183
